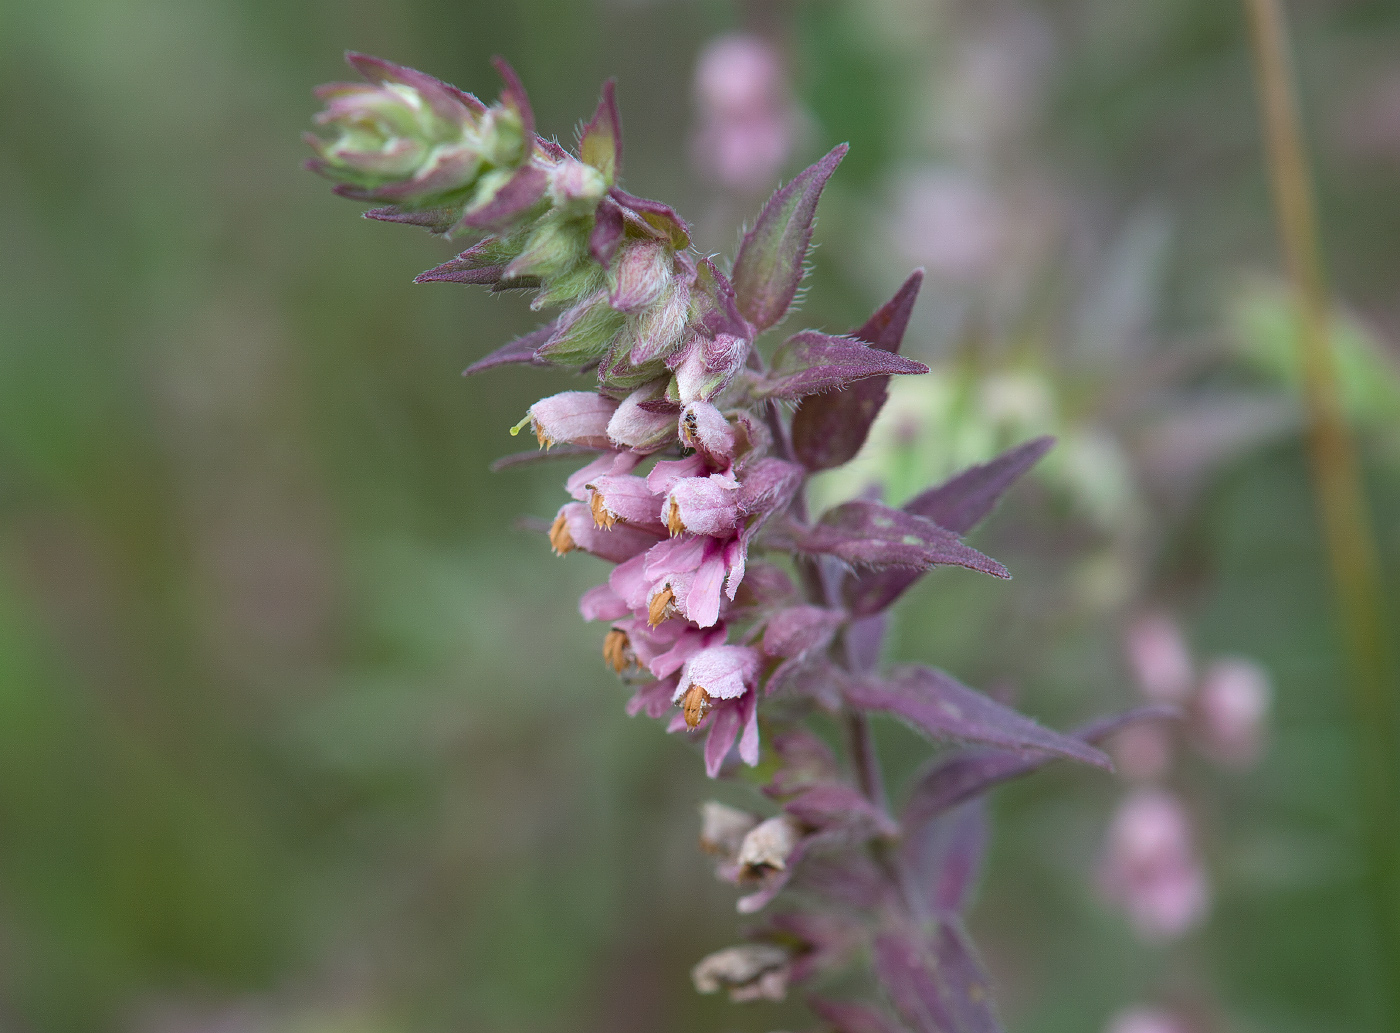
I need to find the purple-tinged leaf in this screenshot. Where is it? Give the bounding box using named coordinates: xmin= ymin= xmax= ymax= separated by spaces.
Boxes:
xmin=462 ymin=322 xmax=556 ymax=376
xmin=844 ymin=613 xmax=888 ymax=674
xmin=906 ymin=435 xmax=1054 ymax=535
xmin=365 ymin=204 xmax=460 ymax=233
xmin=417 ymin=238 xmax=505 ymax=285
xmin=875 ymin=925 xmax=1002 ymax=1033
xmin=873 ymin=931 xmax=954 ymax=1033
xmin=489 ymin=444 xmax=599 ymax=472
xmin=791 ymin=270 xmax=924 ymax=470
xmin=609 ymin=187 xmax=692 ymax=249
xmin=490 ymin=55 xmax=534 ymax=138
xmin=902 ymin=705 xmax=1179 ymax=827
xmin=845 ymin=666 xmax=1113 ymax=769
xmin=929 ymin=922 xmax=1002 ymax=1033
xmin=732 ymin=144 xmax=848 ymax=331
xmin=783 ymin=783 xmax=898 ymax=837
xmin=458 ymin=164 xmax=549 ymax=231
xmin=760 ymin=332 xmax=928 ymax=400
xmin=736 ymin=457 xmax=805 ymax=520
xmin=579 ymin=79 xmax=622 ymax=184
xmin=901 ymin=800 xmax=987 ymax=917
xmin=843 ymin=437 xmax=1054 ymax=615
xmin=763 ymin=727 xmax=839 ymax=798
xmin=808 ymin=998 xmax=912 ymax=1033
xmin=797 ymin=502 xmax=1010 ymax=577
xmin=762 ymin=605 xmax=846 ymax=660
xmin=589 ymin=197 xmax=625 ymax=265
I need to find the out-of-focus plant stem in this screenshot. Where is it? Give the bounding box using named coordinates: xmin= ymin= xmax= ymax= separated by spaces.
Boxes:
xmin=1242 ymin=0 xmax=1400 ymax=1012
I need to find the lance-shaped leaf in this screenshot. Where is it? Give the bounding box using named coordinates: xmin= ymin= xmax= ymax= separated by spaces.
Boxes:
xmin=874 ymin=924 xmax=1002 ymax=1033
xmin=905 ymin=435 xmax=1055 ymax=534
xmin=489 ymin=443 xmax=598 ymax=472
xmin=900 ymin=800 xmax=987 ymax=918
xmin=365 ymin=204 xmax=460 ymax=233
xmin=902 ymin=705 xmax=1179 ymax=828
xmin=843 ymin=436 xmax=1054 ymax=615
xmin=579 ymin=79 xmax=621 ymax=184
xmin=609 ymin=187 xmax=692 ymax=249
xmin=808 ymin=997 xmax=912 ymax=1033
xmin=732 ymin=144 xmax=848 ymax=331
xmin=759 ymin=332 xmax=929 ymax=400
xmin=462 ymin=322 xmax=556 ymax=376
xmin=418 ymin=238 xmax=509 ymax=286
xmin=783 ymin=782 xmax=898 ymax=837
xmin=791 ymin=270 xmax=924 ymax=470
xmin=845 ymin=666 xmax=1113 ymax=769
xmin=796 ymin=502 xmax=1009 ymax=578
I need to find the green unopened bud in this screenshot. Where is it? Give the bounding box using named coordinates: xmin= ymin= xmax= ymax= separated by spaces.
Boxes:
xmin=505 ymin=213 xmax=590 ymax=281
xmin=548 ymin=157 xmax=608 ymax=216
xmin=536 ymin=296 xmax=626 ymax=366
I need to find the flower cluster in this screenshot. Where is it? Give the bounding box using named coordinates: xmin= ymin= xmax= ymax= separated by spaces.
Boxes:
xmin=306 ymin=53 xmax=1171 ymax=1033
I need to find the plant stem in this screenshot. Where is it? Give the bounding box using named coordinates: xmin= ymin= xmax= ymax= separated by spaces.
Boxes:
xmin=1242 ymin=0 xmax=1400 ymax=1012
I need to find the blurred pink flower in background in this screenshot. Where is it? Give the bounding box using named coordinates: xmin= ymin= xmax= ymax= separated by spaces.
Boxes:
xmin=1104 ymin=1006 xmax=1193 ymax=1033
xmin=691 ymin=34 xmax=800 ymax=194
xmin=1099 ymin=788 xmax=1210 ymax=941
xmin=1193 ymin=658 xmax=1272 ymax=768
xmin=1125 ymin=613 xmax=1195 ymax=705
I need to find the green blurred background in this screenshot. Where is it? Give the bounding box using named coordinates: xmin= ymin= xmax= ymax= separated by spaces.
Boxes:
xmin=2 ymin=0 xmax=1399 ymax=1030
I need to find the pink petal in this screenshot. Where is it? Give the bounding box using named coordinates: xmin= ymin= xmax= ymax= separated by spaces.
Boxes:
xmin=738 ymin=690 xmax=761 ymax=766
xmin=705 ymin=705 xmax=743 ymax=777
xmin=646 ymin=454 xmax=709 ymax=495
xmin=579 ymin=583 xmax=629 ymax=622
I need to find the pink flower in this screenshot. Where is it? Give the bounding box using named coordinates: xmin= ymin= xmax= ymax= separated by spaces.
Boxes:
xmin=691 ymin=35 xmax=798 ymax=194
xmin=1193 ymin=658 xmax=1271 ymax=768
xmin=1099 ymin=789 xmax=1210 ymax=941
xmin=520 ymin=391 xmax=618 ymax=449
xmin=1125 ymin=613 xmax=1195 ymax=704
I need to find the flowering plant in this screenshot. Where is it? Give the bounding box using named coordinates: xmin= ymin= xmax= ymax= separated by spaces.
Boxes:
xmin=305 ymin=53 xmax=1173 ymax=1031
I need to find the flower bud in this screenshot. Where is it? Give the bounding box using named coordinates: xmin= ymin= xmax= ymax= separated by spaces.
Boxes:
xmin=609 ymin=241 xmax=674 ymax=313
xmin=547 ymin=156 xmax=608 ymax=215
xmin=516 ymin=391 xmax=618 ymax=449
xmin=606 ymin=381 xmax=677 ymax=452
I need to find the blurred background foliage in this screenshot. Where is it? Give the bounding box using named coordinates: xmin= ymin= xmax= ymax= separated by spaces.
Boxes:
xmin=1 ymin=0 xmax=1399 ymax=1031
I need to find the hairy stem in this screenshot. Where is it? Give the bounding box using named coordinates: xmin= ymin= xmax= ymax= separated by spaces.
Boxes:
xmin=1242 ymin=0 xmax=1400 ymax=1010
